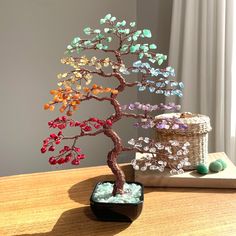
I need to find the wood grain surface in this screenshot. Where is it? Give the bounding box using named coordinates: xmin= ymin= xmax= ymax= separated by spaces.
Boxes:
xmin=0 ymin=155 xmax=236 ymax=236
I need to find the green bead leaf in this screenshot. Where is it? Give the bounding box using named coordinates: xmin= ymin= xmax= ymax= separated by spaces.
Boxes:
xmin=106 ymin=37 xmax=112 ymax=43
xmin=83 ymin=27 xmax=91 ymax=35
xmin=143 ymin=29 xmax=152 ymax=38
xmin=96 ymin=33 xmax=104 ymax=39
xmin=96 ymin=43 xmax=103 ymax=49
xmin=149 ymin=58 xmax=156 ymax=63
xmin=76 ymin=48 xmax=82 ymax=54
xmin=139 ymin=53 xmax=144 ymax=59
xmin=121 ymin=20 xmax=126 ymax=26
xmin=130 ymin=22 xmax=136 ymax=27
xmin=102 ymin=45 xmax=108 ymax=50
xmin=104 ymin=14 xmax=111 ymax=20
xmin=118 ymin=29 xmax=124 ymax=33
xmin=71 ymin=37 xmax=80 ymax=45
xmin=145 ymin=53 xmax=152 ymax=58
xmin=158 ymin=59 xmax=164 ymax=65
xmin=134 ymin=30 xmax=142 ymax=37
xmin=94 ymin=29 xmax=101 ymax=34
xmin=100 ymin=18 xmax=106 ymax=24
xmin=130 ymin=45 xmax=136 ymax=53
xmin=84 ymin=40 xmax=92 ymax=46
xmin=127 ymin=36 xmax=132 ymax=42
xmin=149 ymin=44 xmax=157 ymax=49
xmin=124 ymin=29 xmax=130 ymax=34
xmin=110 ymin=16 xmax=116 ymax=22
xmin=67 ymin=45 xmax=73 ymax=50
xmin=65 ymin=50 xmax=71 ymax=55
xmin=104 ymin=28 xmax=111 ymax=33
xmin=121 ymin=44 xmax=129 ymax=52
xmin=140 ymin=45 xmax=149 ymax=52
xmin=116 ymin=22 xmax=122 ymax=27
xmin=130 ymin=44 xmax=140 ymax=53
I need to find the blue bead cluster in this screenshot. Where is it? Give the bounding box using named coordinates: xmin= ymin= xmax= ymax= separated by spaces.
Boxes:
xmin=132 ymin=60 xmax=175 ymax=77
xmin=132 ymin=60 xmax=184 ymax=97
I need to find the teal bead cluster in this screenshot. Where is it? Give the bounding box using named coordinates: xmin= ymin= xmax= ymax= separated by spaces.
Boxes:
xmin=196 ymin=159 xmax=227 ymax=175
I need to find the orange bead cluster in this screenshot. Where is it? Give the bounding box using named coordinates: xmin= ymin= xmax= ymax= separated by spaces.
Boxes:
xmin=84 ymin=84 xmax=118 ymax=95
xmin=44 ymin=83 xmax=119 ymax=116
xmin=44 ymin=87 xmax=82 ymax=116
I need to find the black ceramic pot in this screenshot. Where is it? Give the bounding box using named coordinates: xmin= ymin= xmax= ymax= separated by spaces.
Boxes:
xmin=90 ymin=181 xmax=144 ymax=222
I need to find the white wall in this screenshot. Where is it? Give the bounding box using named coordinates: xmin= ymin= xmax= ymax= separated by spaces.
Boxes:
xmin=0 ymin=0 xmax=173 ymax=176
xmin=0 ymin=0 xmax=137 ymax=176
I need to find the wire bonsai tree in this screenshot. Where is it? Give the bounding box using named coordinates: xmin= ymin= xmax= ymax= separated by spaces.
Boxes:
xmin=41 ymin=14 xmax=190 ymax=196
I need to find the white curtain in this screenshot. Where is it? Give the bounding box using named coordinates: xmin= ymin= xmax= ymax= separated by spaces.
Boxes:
xmin=168 ymin=0 xmax=236 ymax=162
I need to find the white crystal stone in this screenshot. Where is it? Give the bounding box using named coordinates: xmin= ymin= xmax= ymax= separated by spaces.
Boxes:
xmin=184 ymin=142 xmax=190 ymax=146
xmin=177 ymin=150 xmax=183 ymax=156
xmin=177 ymin=169 xmax=184 ymax=174
xmin=131 ymin=159 xmax=136 ymax=166
xmin=169 ymin=140 xmax=179 ymax=146
xmin=183 ymin=150 xmax=189 ymax=155
xmin=149 ymin=147 xmax=156 ymax=153
xmin=154 ymin=142 xmax=161 ymax=147
xmin=144 ymin=137 xmax=150 ymax=143
xmin=177 ymin=163 xmax=183 ymax=169
xmin=135 ymin=143 xmax=142 ymax=148
xmin=140 ymin=166 xmax=147 ymax=171
xmin=149 ymin=165 xmax=158 ymax=170
xmin=128 ymin=138 xmax=135 ymax=145
xmin=170 ymin=169 xmax=178 ymax=175
xmin=133 ymin=165 xmax=139 ymax=170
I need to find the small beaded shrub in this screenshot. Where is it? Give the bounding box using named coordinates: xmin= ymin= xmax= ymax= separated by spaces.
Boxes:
xmin=155 ymin=112 xmax=212 ymax=170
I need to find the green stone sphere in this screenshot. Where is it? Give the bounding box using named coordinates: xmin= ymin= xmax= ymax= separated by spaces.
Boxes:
xmin=216 ymin=159 xmax=227 ymax=170
xmin=196 ymin=164 xmax=209 ymax=175
xmin=209 ymin=161 xmax=223 ymax=172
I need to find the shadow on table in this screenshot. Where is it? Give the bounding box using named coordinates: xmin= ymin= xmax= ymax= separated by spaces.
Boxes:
xmin=16 ymin=205 xmax=131 ymax=236
xmin=16 ymin=166 xmax=236 ymax=236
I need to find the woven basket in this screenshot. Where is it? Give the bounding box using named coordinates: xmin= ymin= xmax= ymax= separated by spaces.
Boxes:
xmin=155 ymin=112 xmax=212 ymax=170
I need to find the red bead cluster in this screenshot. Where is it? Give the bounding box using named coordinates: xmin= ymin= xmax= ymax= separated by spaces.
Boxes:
xmin=41 ymin=130 xmax=63 ymax=154
xmin=47 ymin=116 xmax=112 ymax=132
xmin=41 ymin=116 xmax=113 ymax=166
xmin=48 ymin=145 xmax=85 ymax=165
xmin=41 ymin=132 xmax=85 ymax=165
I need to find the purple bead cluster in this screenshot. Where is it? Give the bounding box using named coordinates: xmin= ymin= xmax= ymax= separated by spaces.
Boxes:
xmin=133 ymin=117 xmax=187 ymax=130
xmin=156 ymin=117 xmax=187 ymax=130
xmin=134 ymin=119 xmax=154 ymax=129
xmin=121 ymin=102 xmax=181 ymax=112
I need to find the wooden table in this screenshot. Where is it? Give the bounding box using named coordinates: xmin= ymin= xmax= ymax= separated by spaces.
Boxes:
xmin=1 ymin=160 xmax=236 ymax=236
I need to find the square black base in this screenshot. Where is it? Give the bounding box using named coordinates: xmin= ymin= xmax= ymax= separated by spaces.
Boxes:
xmin=90 ymin=181 xmax=144 ymax=222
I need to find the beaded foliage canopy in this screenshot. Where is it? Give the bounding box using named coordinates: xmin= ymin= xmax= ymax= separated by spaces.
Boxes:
xmin=41 ymin=14 xmax=190 ymax=195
